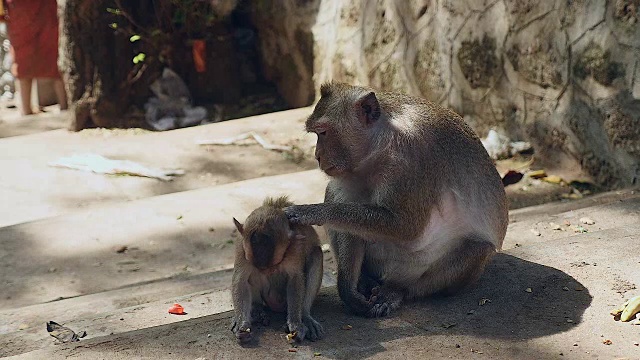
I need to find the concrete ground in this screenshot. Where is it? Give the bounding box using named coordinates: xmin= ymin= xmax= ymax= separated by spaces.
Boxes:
xmin=0 ymin=105 xmax=639 ymax=359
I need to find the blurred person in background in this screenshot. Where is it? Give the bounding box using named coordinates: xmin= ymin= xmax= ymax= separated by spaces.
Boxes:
xmin=2 ymin=0 xmax=67 ymax=115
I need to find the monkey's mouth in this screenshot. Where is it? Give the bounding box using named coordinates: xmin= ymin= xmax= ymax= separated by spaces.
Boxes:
xmin=322 ymin=165 xmax=341 ymax=176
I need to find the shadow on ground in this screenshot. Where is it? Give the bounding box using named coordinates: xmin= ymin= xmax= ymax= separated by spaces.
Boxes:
xmin=48 ymin=253 xmax=591 ymax=360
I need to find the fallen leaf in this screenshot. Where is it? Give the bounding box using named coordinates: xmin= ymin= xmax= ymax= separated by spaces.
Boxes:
xmin=602 ymin=339 xmax=612 ymax=345
xmin=168 ymin=303 xmax=186 ymax=315
xmin=502 ymin=170 xmax=524 ymax=187
xmin=574 ymin=226 xmax=588 ymax=233
xmin=579 ymin=217 xmax=595 ymax=225
xmin=550 ymin=223 xmax=562 ymax=230
xmin=46 ymin=321 xmax=83 ymax=343
xmin=177 ymin=215 xmax=183 ymax=220
xmin=314 ymin=352 xmax=322 ymax=356
xmin=542 ymin=175 xmax=563 ymax=184
xmin=479 ymin=298 xmax=492 ymax=306
xmin=528 ymin=169 xmax=547 ymax=179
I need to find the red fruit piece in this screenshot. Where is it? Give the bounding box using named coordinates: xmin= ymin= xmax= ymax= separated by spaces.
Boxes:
xmin=168 ymin=303 xmax=185 ymax=315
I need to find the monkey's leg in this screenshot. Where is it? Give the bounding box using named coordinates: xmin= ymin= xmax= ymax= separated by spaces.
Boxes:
xmin=230 ymin=270 xmax=254 ymax=344
xmin=301 ymin=246 xmax=325 ymax=341
xmin=416 ymin=237 xmax=496 ymax=297
xmin=330 ymin=229 xmax=374 ymax=315
xmin=286 ymin=272 xmax=309 ymax=342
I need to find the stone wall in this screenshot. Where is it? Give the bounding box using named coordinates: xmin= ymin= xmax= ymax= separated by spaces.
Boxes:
xmin=0 ymin=22 xmax=14 ymax=101
xmin=251 ymin=0 xmax=640 ymax=188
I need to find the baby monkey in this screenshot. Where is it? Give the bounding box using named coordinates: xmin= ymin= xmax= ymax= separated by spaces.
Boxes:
xmin=230 ymin=196 xmax=324 ymax=344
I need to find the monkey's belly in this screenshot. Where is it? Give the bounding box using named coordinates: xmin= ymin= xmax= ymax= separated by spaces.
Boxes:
xmin=364 ymin=242 xmax=438 ymax=284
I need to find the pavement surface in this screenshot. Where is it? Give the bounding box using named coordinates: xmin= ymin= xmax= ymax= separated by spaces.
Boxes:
xmin=1 ymin=106 xmax=639 ymax=359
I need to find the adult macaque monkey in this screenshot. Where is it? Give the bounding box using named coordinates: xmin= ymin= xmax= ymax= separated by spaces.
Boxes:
xmin=285 ymin=83 xmax=508 ymax=317
xmin=231 ymin=196 xmax=324 ymax=344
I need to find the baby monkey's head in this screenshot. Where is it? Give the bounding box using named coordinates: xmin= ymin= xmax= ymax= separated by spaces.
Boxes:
xmin=233 ymin=196 xmax=305 ymax=270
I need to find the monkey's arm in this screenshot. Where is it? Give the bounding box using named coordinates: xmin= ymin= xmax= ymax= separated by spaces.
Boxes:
xmin=230 ymin=266 xmax=254 ymax=342
xmin=285 ymin=203 xmax=418 ymax=242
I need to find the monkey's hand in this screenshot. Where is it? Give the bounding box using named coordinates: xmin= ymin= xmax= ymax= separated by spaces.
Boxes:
xmin=284 ymin=205 xmax=325 ymax=226
xmin=286 ymin=321 xmax=309 ymax=343
xmin=367 ymin=287 xmax=404 ymax=318
xmin=230 ymin=317 xmax=252 ymax=344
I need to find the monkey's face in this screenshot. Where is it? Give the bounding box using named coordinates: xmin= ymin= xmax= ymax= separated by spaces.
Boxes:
xmin=237 ymin=210 xmax=293 ymax=271
xmin=306 ymin=84 xmax=382 ymax=177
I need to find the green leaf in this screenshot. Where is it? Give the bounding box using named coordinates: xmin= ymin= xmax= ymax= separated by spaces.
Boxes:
xmin=132 ymin=53 xmax=146 ymax=64
xmin=109 ymin=23 xmax=118 ymax=29
xmin=129 ymin=35 xmax=141 ymax=42
xmin=106 ymin=7 xmax=122 ymax=15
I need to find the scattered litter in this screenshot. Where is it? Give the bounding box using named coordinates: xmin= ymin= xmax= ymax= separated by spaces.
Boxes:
xmin=550 ymin=223 xmax=562 ymax=231
xmin=562 ymin=286 xmax=570 ymax=291
xmin=144 ymin=68 xmax=209 ymax=131
xmin=467 ymin=310 xmax=476 ymax=315
xmin=168 ymin=303 xmax=186 ymax=315
xmin=46 ymin=321 xmax=86 ymax=343
xmin=566 ymin=319 xmax=573 ymax=323
xmin=525 ymin=288 xmax=533 ymax=293
xmin=574 ymin=226 xmax=588 ymax=233
xmin=314 ymin=352 xmax=322 ymax=356
xmin=177 ymin=215 xmax=183 ymax=220
xmin=441 ymin=322 xmax=457 ymax=329
xmin=321 ymin=244 xmax=331 ymax=253
xmin=602 ymin=339 xmax=612 ymax=345
xmin=197 ymin=131 xmax=292 ymax=152
xmin=479 ymin=298 xmax=491 ymax=306
xmin=575 ymin=287 xmax=583 ymax=291
xmin=634 ymin=341 xmax=639 ymax=346
xmin=530 ymin=229 xmax=541 ymax=236
xmin=208 ymin=227 xmax=215 ymax=232
xmin=502 ymin=170 xmax=524 ymax=187
xmin=542 ymin=175 xmax=564 ymax=184
xmin=579 ymin=217 xmax=595 ymax=225
xmin=455 ymin=344 xmax=461 ymax=348
xmin=341 ymin=324 xmax=352 ymax=330
xmin=480 ymin=129 xmax=532 ymax=160
xmin=116 ymin=245 xmax=128 ymax=254
xmin=49 ymin=153 xmax=184 ymax=181
xmin=288 ymin=348 xmax=297 ymax=353
xmin=610 ymin=294 xmax=640 ymax=322
xmin=527 ymin=169 xmax=547 ymax=179
xmin=573 ymin=343 xmax=578 ymax=346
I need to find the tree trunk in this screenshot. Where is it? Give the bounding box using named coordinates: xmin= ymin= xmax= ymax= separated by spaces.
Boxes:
xmin=58 ymin=0 xmax=148 ymax=131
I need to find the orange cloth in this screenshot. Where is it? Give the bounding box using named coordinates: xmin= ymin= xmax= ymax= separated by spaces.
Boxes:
xmin=6 ymin=0 xmax=61 ymax=79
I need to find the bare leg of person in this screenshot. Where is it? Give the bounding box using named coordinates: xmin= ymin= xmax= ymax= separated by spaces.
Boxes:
xmin=53 ymin=79 xmax=68 ymax=110
xmin=18 ymin=78 xmax=33 ymax=115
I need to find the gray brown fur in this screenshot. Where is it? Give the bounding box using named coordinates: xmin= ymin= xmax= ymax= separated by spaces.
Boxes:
xmin=285 ymin=83 xmax=508 ymax=317
xmin=231 ymin=196 xmax=324 ymax=343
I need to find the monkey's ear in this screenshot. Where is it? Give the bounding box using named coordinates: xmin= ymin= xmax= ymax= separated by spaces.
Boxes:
xmin=355 ymin=92 xmax=381 ymax=126
xmin=232 ymin=217 xmax=244 ymax=235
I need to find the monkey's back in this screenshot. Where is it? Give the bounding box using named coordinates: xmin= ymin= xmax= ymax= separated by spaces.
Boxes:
xmin=380 ymin=92 xmax=509 ymax=249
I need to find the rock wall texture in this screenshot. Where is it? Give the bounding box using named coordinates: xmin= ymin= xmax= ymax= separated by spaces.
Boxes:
xmin=251 ymin=0 xmax=640 ymax=188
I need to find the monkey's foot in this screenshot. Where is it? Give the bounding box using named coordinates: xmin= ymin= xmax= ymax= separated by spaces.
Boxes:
xmin=302 ymin=315 xmax=325 ymax=341
xmin=367 ymin=289 xmax=403 ymax=318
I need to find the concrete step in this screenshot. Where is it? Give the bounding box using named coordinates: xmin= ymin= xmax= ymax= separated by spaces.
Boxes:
xmin=0 ymin=107 xmax=316 ymax=227
xmin=0 ymin=110 xmax=68 ymax=139
xmin=5 ymin=215 xmax=639 ymax=359
xmin=504 ymin=188 xmax=640 ymax=249
xmin=0 ymin=169 xmax=329 ymax=310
